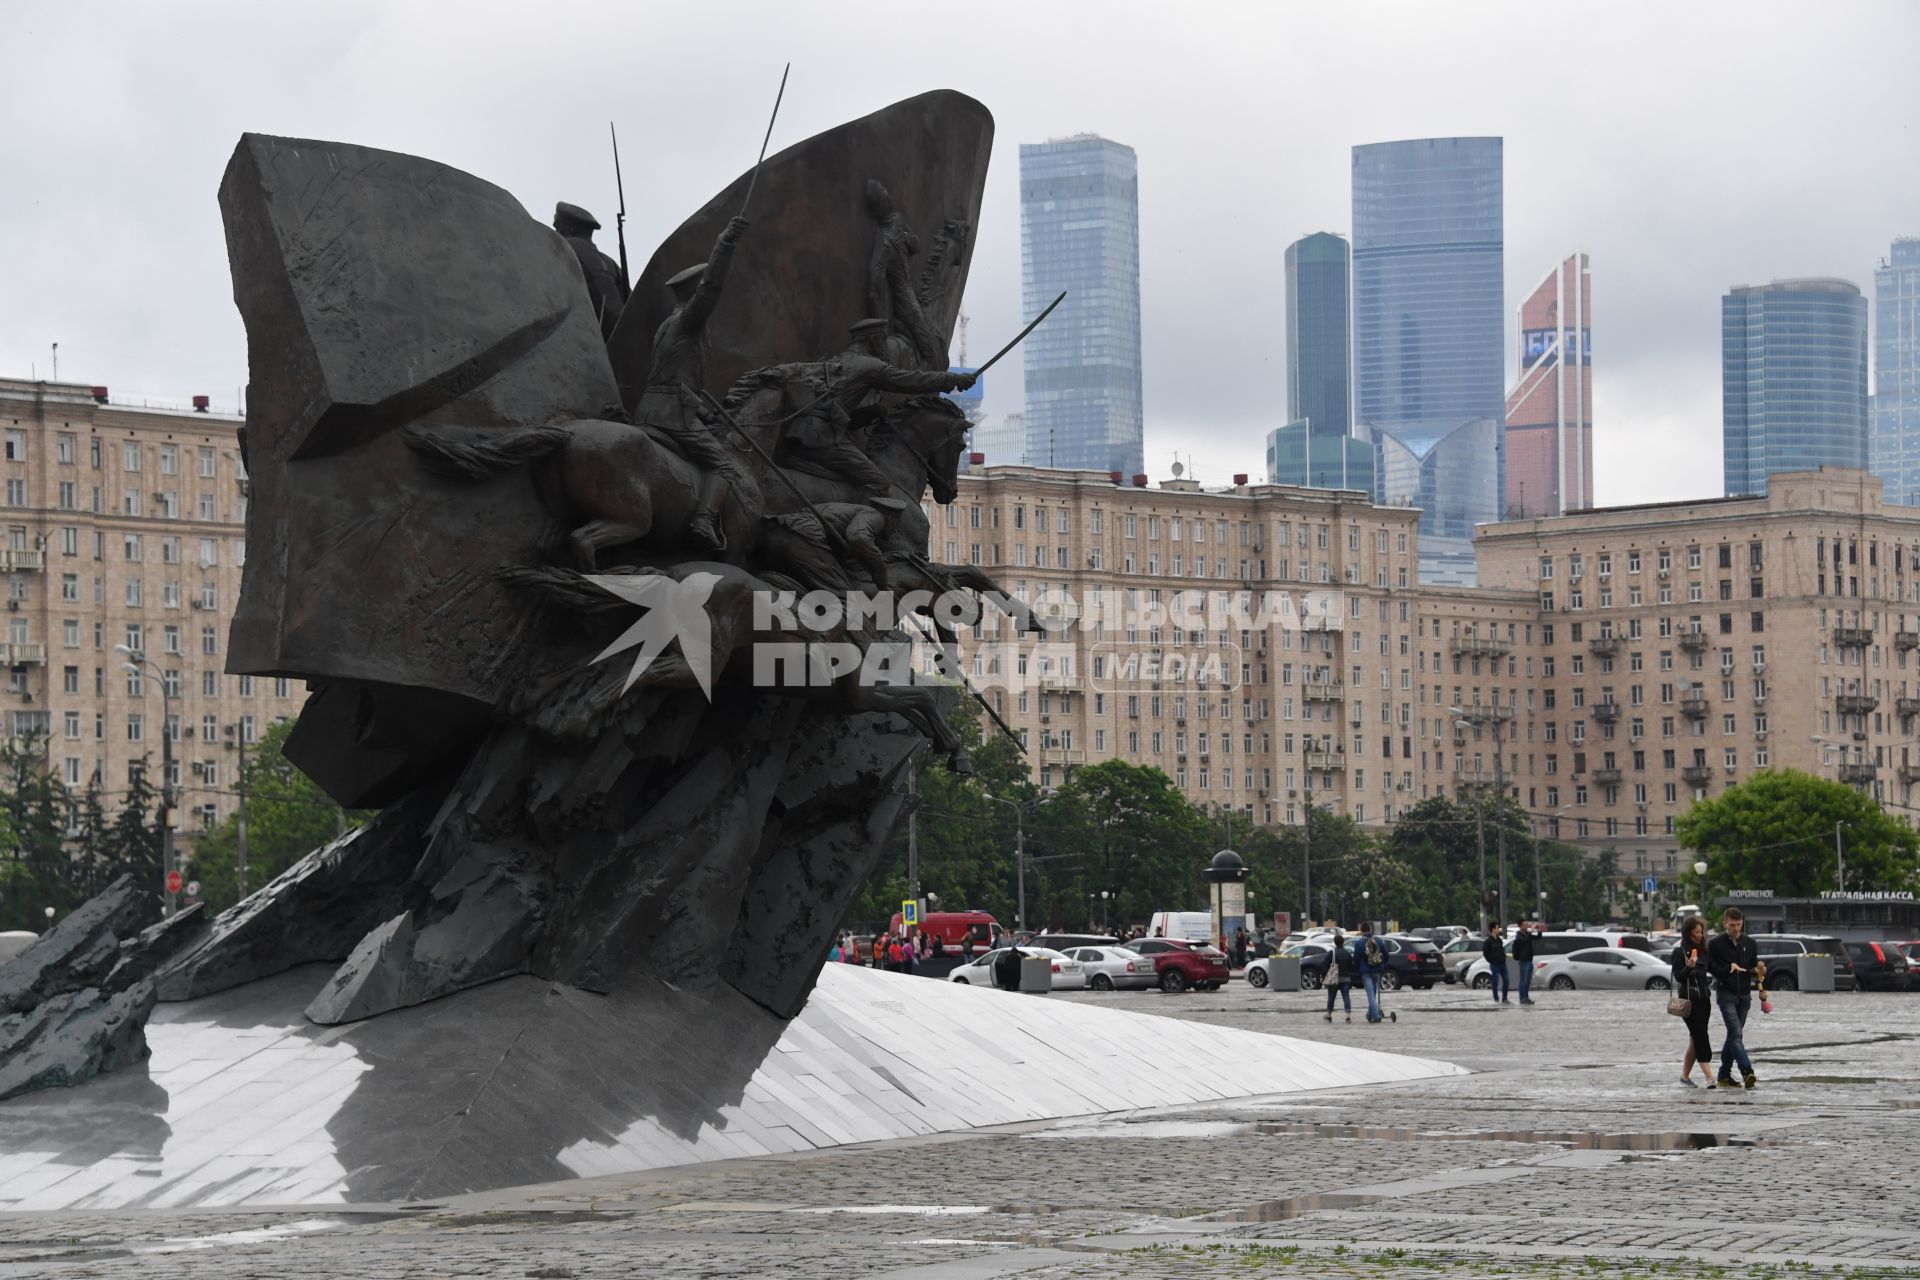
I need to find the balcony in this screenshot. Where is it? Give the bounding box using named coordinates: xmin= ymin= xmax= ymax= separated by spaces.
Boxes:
xmin=1449 ymin=634 xmax=1511 ymax=658
xmin=1591 ymin=701 xmax=1621 ymax=723
xmin=1591 ymin=767 xmax=1623 ymax=785
xmin=1678 ymin=690 xmax=1709 ymax=720
xmin=1676 ymin=632 xmax=1709 ymax=654
xmin=1899 ymin=762 xmax=1920 ymax=786
xmin=1036 ymin=671 xmax=1077 ymax=692
xmin=0 ymin=549 xmax=44 ymax=572
xmin=1586 ymin=635 xmax=1620 ymax=657
xmin=1896 ymin=631 xmax=1920 ymax=654
xmin=1897 ymin=697 xmax=1920 ymax=719
xmin=1680 ymin=764 xmax=1714 ymax=786
xmin=1299 ymin=613 xmax=1339 ymax=632
xmin=1839 ymin=761 xmax=1879 ymax=786
xmin=1833 ymin=626 xmax=1873 ymax=649
xmin=0 ymin=643 xmax=45 ymax=666
xmin=1836 ymin=692 xmax=1879 ymax=716
xmin=1451 ymin=770 xmax=1499 ymax=792
xmin=1301 ymin=675 xmax=1344 ymax=702
xmin=1039 ymin=746 xmax=1086 ymax=766
xmin=1305 ymin=750 xmax=1347 ymax=770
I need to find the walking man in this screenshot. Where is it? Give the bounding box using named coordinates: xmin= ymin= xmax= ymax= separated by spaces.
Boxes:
xmin=1355 ymin=922 xmax=1386 ymax=1023
xmin=1512 ymin=920 xmax=1536 ymax=1005
xmin=1483 ymin=923 xmax=1510 ymax=1005
xmin=1707 ymin=906 xmax=1765 ymax=1088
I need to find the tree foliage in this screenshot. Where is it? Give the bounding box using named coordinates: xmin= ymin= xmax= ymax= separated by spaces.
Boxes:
xmin=1677 ymin=767 xmax=1920 ymax=896
xmin=189 ymin=718 xmax=365 ymax=914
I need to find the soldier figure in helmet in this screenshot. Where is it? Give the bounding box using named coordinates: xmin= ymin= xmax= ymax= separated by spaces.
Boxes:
xmin=552 ymin=202 xmax=628 ymax=340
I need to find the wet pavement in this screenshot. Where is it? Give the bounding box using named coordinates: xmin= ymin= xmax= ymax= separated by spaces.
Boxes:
xmin=2 ymin=975 xmax=1917 ymax=1277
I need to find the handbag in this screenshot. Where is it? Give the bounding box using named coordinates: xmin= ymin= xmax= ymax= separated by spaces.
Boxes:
xmin=1666 ymin=990 xmax=1692 ymax=1018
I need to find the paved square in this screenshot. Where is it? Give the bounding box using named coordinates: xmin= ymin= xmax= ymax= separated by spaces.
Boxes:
xmin=2 ymin=976 xmax=1915 ymax=1278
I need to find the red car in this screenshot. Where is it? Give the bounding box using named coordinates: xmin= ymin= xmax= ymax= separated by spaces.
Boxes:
xmin=1119 ymin=937 xmax=1230 ymax=992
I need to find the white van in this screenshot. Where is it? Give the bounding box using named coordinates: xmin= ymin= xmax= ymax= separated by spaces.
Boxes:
xmin=1145 ymin=911 xmax=1214 ymax=943
xmin=0 ymin=931 xmax=38 ymax=963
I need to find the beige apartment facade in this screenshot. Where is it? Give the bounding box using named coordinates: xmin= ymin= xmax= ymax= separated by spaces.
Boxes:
xmin=926 ymin=466 xmax=1540 ymax=831
xmin=1475 ymin=466 xmax=1920 ymax=881
xmin=0 ymin=378 xmax=300 ymax=840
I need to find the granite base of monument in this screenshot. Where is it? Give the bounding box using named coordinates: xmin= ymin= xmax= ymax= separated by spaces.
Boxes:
xmin=0 ymin=964 xmax=1463 ymax=1210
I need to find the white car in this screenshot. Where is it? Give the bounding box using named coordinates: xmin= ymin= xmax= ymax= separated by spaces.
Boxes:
xmin=948 ymin=946 xmax=1083 ymax=987
xmin=1063 ymin=945 xmax=1159 ymax=991
xmin=1534 ymin=947 xmax=1675 ymax=992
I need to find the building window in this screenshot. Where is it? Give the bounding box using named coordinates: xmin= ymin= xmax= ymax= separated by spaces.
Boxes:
xmin=123 ymin=442 xmax=141 ymax=472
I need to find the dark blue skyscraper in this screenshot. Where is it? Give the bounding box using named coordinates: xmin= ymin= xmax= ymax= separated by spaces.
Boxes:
xmin=1268 ymin=232 xmax=1372 ymax=492
xmin=1351 ymin=137 xmax=1504 ymax=584
xmin=1722 ymin=278 xmax=1869 ymax=496
xmin=1871 ymin=240 xmax=1920 ymax=505
xmin=1019 ymin=135 xmax=1143 ymax=476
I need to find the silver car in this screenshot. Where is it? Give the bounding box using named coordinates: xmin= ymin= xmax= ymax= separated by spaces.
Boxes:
xmin=1066 ymin=945 xmax=1160 ymax=991
xmin=1533 ymin=947 xmax=1675 ymax=992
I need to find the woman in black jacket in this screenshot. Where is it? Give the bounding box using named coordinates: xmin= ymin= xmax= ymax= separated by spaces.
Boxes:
xmin=1672 ymin=915 xmax=1715 ymax=1087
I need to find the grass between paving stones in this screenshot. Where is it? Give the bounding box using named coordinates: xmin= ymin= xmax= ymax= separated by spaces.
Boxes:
xmin=1103 ymin=1242 xmax=1915 ymax=1279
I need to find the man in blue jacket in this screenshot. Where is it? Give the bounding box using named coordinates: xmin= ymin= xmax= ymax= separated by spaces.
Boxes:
xmin=1354 ymin=922 xmax=1387 ymax=1023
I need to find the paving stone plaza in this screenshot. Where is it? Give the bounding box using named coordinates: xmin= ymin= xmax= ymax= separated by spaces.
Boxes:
xmin=2 ymin=977 xmax=1914 ymax=1279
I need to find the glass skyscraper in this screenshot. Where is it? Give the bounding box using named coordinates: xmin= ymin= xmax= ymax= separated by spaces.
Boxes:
xmin=1019 ymin=135 xmax=1143 ymax=476
xmin=1872 ymin=239 xmax=1920 ymax=506
xmin=1722 ymin=278 xmax=1869 ymax=496
xmin=1269 ymin=232 xmax=1372 ymax=492
xmin=1351 ymin=137 xmax=1504 ymax=584
xmin=1504 ymin=253 xmax=1593 ymax=518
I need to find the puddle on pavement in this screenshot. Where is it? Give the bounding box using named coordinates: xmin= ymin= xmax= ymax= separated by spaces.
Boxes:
xmin=1253 ymin=1122 xmax=1753 ymax=1150
xmin=793 ymin=1205 xmax=990 ymax=1216
xmin=134 ymin=1221 xmax=344 ymax=1254
xmin=1782 ymin=1075 xmax=1879 ymax=1084
xmin=1213 ymin=1191 xmax=1390 ymax=1222
xmin=1028 ymin=1119 xmax=1249 ymax=1141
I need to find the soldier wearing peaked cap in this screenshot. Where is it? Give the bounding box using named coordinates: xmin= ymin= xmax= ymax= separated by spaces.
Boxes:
xmin=553 ymin=202 xmax=629 ymax=341
xmin=635 ymin=215 xmax=753 ymax=552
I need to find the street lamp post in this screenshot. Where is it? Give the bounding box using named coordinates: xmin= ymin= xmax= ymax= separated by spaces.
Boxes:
xmin=117 ymin=645 xmax=176 ymax=916
xmin=1299 ymin=784 xmax=1313 ymax=927
xmin=1808 ymin=736 xmax=1851 ymax=891
xmin=1452 ymin=707 xmax=1508 ymax=931
xmin=983 ymin=794 xmax=1030 ymax=932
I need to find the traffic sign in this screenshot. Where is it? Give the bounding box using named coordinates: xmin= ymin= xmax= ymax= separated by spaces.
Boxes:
xmin=185 ymin=880 xmax=201 ymax=898
xmin=1642 ymin=875 xmax=1658 ymax=895
xmin=901 ymin=899 xmax=919 ymax=926
xmin=165 ymin=870 xmax=184 ymax=895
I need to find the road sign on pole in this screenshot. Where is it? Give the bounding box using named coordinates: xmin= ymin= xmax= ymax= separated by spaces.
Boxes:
xmin=1643 ymin=875 xmax=1658 ymax=896
xmin=165 ymin=870 xmax=184 ymax=895
xmin=901 ymin=899 xmax=919 ymax=927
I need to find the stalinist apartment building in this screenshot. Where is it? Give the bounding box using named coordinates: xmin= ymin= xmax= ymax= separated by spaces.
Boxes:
xmin=934 ymin=462 xmax=1920 ymax=884
xmin=0 ymin=378 xmax=300 ymax=837
xmin=924 ymin=466 xmax=1542 ymax=831
xmin=1477 ymin=466 xmax=1920 ymax=879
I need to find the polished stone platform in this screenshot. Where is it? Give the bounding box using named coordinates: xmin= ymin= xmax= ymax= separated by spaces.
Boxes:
xmin=0 ymin=964 xmax=1462 ymax=1210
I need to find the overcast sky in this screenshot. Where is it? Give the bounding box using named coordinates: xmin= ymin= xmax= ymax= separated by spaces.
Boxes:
xmin=2 ymin=1 xmax=1913 ymax=507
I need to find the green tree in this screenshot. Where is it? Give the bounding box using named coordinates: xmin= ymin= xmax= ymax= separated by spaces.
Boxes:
xmin=0 ymin=733 xmax=67 ymax=928
xmin=100 ymin=756 xmax=164 ymax=893
xmin=188 ymin=718 xmax=363 ymax=913
xmin=1676 ymin=767 xmax=1919 ymax=896
xmin=1053 ymin=759 xmax=1215 ymax=928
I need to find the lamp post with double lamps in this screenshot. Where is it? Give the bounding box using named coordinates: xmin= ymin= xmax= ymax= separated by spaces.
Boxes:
xmin=115 ymin=644 xmax=177 ymax=916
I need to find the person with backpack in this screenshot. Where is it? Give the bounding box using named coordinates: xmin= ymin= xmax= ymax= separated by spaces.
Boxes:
xmin=1323 ymin=929 xmax=1354 ymax=1022
xmin=1482 ymin=923 xmax=1510 ymax=1005
xmin=1512 ymin=921 xmax=1537 ymax=1005
xmin=1354 ymin=922 xmax=1388 ymax=1023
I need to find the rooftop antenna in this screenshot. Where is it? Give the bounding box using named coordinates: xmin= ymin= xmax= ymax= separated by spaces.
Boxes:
xmin=51 ymin=343 xmax=58 ymax=382
xmin=1170 ymin=458 xmax=1185 ymax=480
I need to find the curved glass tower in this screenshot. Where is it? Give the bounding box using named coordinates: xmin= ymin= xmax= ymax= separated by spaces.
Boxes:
xmin=1722 ymin=278 xmax=1869 ymax=496
xmin=1872 ymin=240 xmax=1920 ymax=506
xmin=1351 ymin=138 xmax=1504 ymax=584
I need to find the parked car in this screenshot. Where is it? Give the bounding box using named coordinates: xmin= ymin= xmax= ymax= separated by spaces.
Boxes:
xmin=1116 ymin=936 xmax=1230 ymax=992
xmin=1031 ymin=933 xmax=1121 ymax=952
xmin=1244 ymin=949 xmax=1322 ymax=988
xmin=1283 ymin=941 xmax=1336 ymax=988
xmin=1893 ymin=941 xmax=1920 ymax=976
xmin=1532 ymin=947 xmax=1674 ymax=991
xmin=948 ymin=946 xmax=1082 ymax=986
xmin=1439 ymin=936 xmax=1483 ymax=983
xmin=0 ymin=931 xmax=36 ymax=963
xmin=1377 ymin=935 xmax=1447 ymax=990
xmin=1419 ymin=925 xmax=1473 ymax=948
xmin=1750 ymin=934 xmax=1854 ymax=991
xmin=1844 ymin=940 xmax=1911 ymax=992
xmin=1464 ymin=934 xmax=1653 ymax=987
xmin=1063 ymin=945 xmax=1159 ymax=991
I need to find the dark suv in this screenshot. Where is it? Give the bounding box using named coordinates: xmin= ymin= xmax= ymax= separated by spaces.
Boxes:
xmin=1119 ymin=937 xmax=1230 ymax=992
xmin=1379 ymin=935 xmax=1447 ymax=990
xmin=1844 ymin=940 xmax=1912 ymax=992
xmin=1750 ymin=934 xmax=1854 ymax=991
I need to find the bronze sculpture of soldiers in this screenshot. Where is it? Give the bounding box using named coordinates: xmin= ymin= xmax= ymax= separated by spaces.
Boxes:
xmin=553 ymin=202 xmax=629 ymax=339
